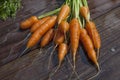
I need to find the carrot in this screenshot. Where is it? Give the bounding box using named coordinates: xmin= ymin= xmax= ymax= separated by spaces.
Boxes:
xmin=20 ymin=16 xmax=51 ymax=46
xmin=69 ymin=18 xmax=80 ymax=69
xmin=57 ymin=4 xmax=70 ymax=24
xmin=80 ymin=28 xmax=100 ymax=80
xmin=40 ymin=29 xmax=54 ymax=47
xmin=30 ymin=16 xmax=51 ymax=33
xmin=86 ymin=21 xmax=101 ymax=58
xmin=19 ymin=16 xmax=57 ymax=57
xmin=20 ymin=16 xmax=38 ymax=29
xmin=27 ymin=16 xmax=57 ymax=48
xmin=48 ymin=43 xmax=68 ymax=79
xmin=58 ymin=21 xmax=69 ymax=33
xmin=80 ymin=6 xmax=89 ymax=21
xmin=54 ymin=29 xmax=65 ymax=45
xmin=58 ymin=43 xmax=68 ymax=64
xmin=48 ymin=29 xmax=64 ymax=69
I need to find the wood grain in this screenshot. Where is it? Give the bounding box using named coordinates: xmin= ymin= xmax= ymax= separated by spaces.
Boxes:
xmin=0 ymin=0 xmax=120 ymax=80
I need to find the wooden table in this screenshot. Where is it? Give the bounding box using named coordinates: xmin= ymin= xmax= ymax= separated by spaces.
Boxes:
xmin=0 ymin=0 xmax=120 ymax=80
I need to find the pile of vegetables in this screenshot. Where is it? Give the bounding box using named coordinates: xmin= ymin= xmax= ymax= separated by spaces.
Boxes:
xmin=0 ymin=0 xmax=21 ymax=20
xmin=20 ymin=0 xmax=101 ymax=79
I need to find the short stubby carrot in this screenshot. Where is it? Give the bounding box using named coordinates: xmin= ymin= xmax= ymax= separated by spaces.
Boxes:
xmin=27 ymin=16 xmax=57 ymax=48
xmin=80 ymin=6 xmax=89 ymax=21
xmin=30 ymin=16 xmax=51 ymax=33
xmin=20 ymin=16 xmax=38 ymax=29
xmin=69 ymin=18 xmax=80 ymax=69
xmin=58 ymin=21 xmax=69 ymax=33
xmin=57 ymin=4 xmax=70 ymax=24
xmin=54 ymin=29 xmax=65 ymax=45
xmin=40 ymin=29 xmax=54 ymax=47
xmin=86 ymin=21 xmax=101 ymax=58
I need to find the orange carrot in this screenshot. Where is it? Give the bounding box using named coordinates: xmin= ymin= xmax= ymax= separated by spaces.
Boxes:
xmin=80 ymin=28 xmax=100 ymax=80
xmin=27 ymin=16 xmax=57 ymax=48
xmin=80 ymin=6 xmax=89 ymax=21
xmin=20 ymin=16 xmax=38 ymax=29
xmin=69 ymin=18 xmax=80 ymax=69
xmin=58 ymin=21 xmax=69 ymax=33
xmin=48 ymin=43 xmax=68 ymax=79
xmin=58 ymin=43 xmax=68 ymax=64
xmin=40 ymin=29 xmax=54 ymax=47
xmin=57 ymin=4 xmax=70 ymax=24
xmin=30 ymin=16 xmax=51 ymax=33
xmin=48 ymin=29 xmax=65 ymax=69
xmin=86 ymin=21 xmax=101 ymax=58
xmin=54 ymin=29 xmax=65 ymax=45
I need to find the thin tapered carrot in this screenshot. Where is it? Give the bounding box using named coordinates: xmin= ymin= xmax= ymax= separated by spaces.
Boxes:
xmin=30 ymin=16 xmax=51 ymax=33
xmin=27 ymin=16 xmax=57 ymax=48
xmin=48 ymin=29 xmax=65 ymax=69
xmin=86 ymin=21 xmax=101 ymax=58
xmin=20 ymin=16 xmax=38 ymax=29
xmin=40 ymin=29 xmax=54 ymax=47
xmin=48 ymin=43 xmax=68 ymax=79
xmin=57 ymin=4 xmax=70 ymax=24
xmin=80 ymin=28 xmax=100 ymax=79
xmin=69 ymin=18 xmax=80 ymax=69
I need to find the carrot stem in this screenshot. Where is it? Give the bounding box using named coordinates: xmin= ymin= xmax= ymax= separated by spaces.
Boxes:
xmin=38 ymin=8 xmax=60 ymax=19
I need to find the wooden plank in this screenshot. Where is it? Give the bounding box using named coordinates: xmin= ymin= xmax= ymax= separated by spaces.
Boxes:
xmin=0 ymin=6 xmax=120 ymax=80
xmin=0 ymin=0 xmax=120 ymax=67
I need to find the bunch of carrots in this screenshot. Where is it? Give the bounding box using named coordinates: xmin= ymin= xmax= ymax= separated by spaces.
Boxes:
xmin=20 ymin=0 xmax=101 ymax=79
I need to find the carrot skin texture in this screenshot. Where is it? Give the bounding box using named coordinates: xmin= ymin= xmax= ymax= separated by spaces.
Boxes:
xmin=57 ymin=4 xmax=70 ymax=24
xmin=58 ymin=43 xmax=68 ymax=64
xmin=30 ymin=16 xmax=51 ymax=33
xmin=58 ymin=21 xmax=69 ymax=33
xmin=86 ymin=21 xmax=101 ymax=50
xmin=54 ymin=29 xmax=65 ymax=45
xmin=70 ymin=18 xmax=80 ymax=59
xmin=80 ymin=6 xmax=89 ymax=21
xmin=40 ymin=29 xmax=54 ymax=47
xmin=80 ymin=29 xmax=98 ymax=65
xmin=27 ymin=16 xmax=57 ymax=48
xmin=20 ymin=16 xmax=38 ymax=29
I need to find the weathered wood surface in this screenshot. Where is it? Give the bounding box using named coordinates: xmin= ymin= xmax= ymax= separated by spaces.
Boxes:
xmin=0 ymin=0 xmax=120 ymax=80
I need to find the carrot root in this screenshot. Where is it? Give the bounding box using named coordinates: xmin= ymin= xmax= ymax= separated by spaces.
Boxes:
xmin=48 ymin=63 xmax=61 ymax=80
xmin=97 ymin=48 xmax=100 ymax=59
xmin=23 ymin=33 xmax=31 ymax=42
xmin=87 ymin=67 xmax=101 ymax=80
xmin=19 ymin=47 xmax=29 ymax=57
xmin=48 ymin=45 xmax=58 ymax=69
xmin=66 ymin=56 xmax=80 ymax=80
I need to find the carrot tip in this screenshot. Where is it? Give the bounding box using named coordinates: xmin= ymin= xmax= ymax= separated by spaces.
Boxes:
xmin=73 ymin=55 xmax=76 ymax=70
xmin=97 ymin=48 xmax=100 ymax=59
xmin=19 ymin=47 xmax=28 ymax=57
xmin=87 ymin=64 xmax=101 ymax=80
